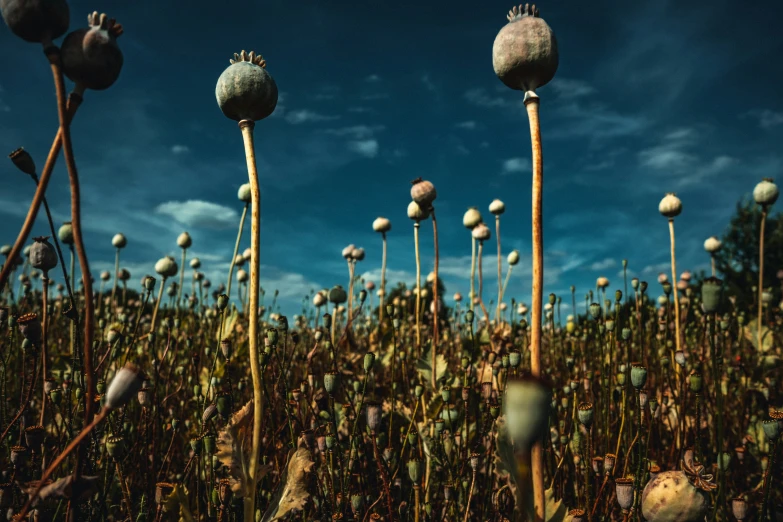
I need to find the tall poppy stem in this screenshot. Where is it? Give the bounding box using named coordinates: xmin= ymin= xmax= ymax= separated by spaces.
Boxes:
xmin=758 ymin=209 xmax=767 ymax=350
xmin=379 ymin=232 xmax=388 ymax=326
xmin=524 ymin=90 xmax=545 ymax=522
xmin=431 ymin=208 xmax=440 ymax=390
xmin=414 ymin=222 xmax=422 ymax=354
xmin=238 ymin=119 xmax=264 ymax=522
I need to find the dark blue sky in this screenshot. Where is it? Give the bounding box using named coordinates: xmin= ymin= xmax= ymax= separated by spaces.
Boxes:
xmin=1 ymin=0 xmax=782 ymax=315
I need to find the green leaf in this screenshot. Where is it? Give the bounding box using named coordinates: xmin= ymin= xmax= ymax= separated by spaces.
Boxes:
xmin=416 ymin=347 xmax=448 ymax=386
xmin=743 ymin=322 xmax=773 ymax=353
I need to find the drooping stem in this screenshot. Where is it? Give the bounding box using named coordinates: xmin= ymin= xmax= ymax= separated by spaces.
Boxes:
xmin=431 ymin=207 xmax=440 ymax=390
xmin=758 ymin=209 xmax=767 ymax=351
xmin=668 ymin=219 xmax=681 ymax=355
xmin=0 ymin=88 xmax=83 ymax=294
xmin=414 ymin=222 xmax=421 ymax=354
xmin=525 ymin=90 xmax=546 ymax=522
xmin=224 ymin=203 xmax=249 ymax=336
xmin=238 ymin=119 xmax=264 ymax=522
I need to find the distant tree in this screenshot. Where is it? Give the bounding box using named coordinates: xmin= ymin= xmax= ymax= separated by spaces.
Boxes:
xmin=713 ymin=197 xmax=783 ymax=311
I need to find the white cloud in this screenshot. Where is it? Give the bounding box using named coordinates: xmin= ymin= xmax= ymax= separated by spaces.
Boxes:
xmin=549 ymin=78 xmax=596 ymax=99
xmin=285 ymin=109 xmax=340 ymax=125
xmin=589 ymin=258 xmax=617 ymax=271
xmin=324 ymin=125 xmax=385 ymax=139
xmin=501 ymin=157 xmax=529 ymax=174
xmin=464 ymin=88 xmax=508 ymax=108
xmin=455 ymin=121 xmax=477 ymax=130
xmin=171 ymin=145 xmax=190 ymax=154
xmin=348 ymin=139 xmax=379 ymax=158
xmin=155 ymin=200 xmax=239 ymax=230
xmin=364 ymin=74 xmax=381 ymax=83
xmin=361 ymin=93 xmax=389 ymax=101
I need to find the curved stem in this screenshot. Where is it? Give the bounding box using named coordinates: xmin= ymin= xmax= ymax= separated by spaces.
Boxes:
xmin=150 ymin=277 xmax=167 ymax=335
xmin=48 ymin=49 xmax=95 ymax=473
xmin=178 ymin=248 xmax=187 ymax=310
xmin=239 ymin=119 xmax=264 ymax=522
xmin=470 ymin=236 xmax=477 ymax=312
xmin=0 ymin=89 xmax=83 ymax=294
xmin=525 ymin=90 xmax=545 ymax=522
xmin=224 ymin=203 xmax=249 ymax=336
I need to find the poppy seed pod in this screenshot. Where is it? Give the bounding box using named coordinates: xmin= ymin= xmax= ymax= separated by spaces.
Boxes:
xmin=489 ymin=199 xmax=505 ymax=215
xmin=372 ymin=217 xmax=391 ymax=233
xmin=731 ymin=498 xmax=748 ymax=521
xmin=324 ymin=371 xmax=339 ymax=395
xmin=410 ymin=178 xmax=437 ymax=207
xmin=350 ymin=247 xmax=365 ymax=261
xmin=155 ymin=256 xmax=178 ymax=278
xmin=700 ymin=277 xmax=723 ymax=313
xmin=472 ymin=223 xmax=491 ymax=241
xmin=58 ymin=222 xmax=73 ymax=245
xmin=177 ymin=232 xmax=192 ymax=249
xmin=630 ymin=364 xmax=648 ymax=390
xmin=0 ymin=0 xmax=69 ymax=44
xmin=118 ymin=268 xmax=130 ymax=281
xmin=568 ymin=509 xmax=586 ymax=522
xmin=615 ymin=478 xmax=635 ymax=511
xmin=9 ymin=147 xmax=36 ymax=176
xmin=492 ymin=4 xmax=558 ymax=92
xmin=341 ymin=244 xmax=355 ymax=259
xmin=144 ymin=276 xmax=156 ymax=292
xmin=100 ymin=270 xmax=111 ymax=281
xmin=236 ymin=269 xmax=249 ymax=283
xmin=216 ymin=50 xmax=278 ymax=122
xmin=503 ymin=375 xmax=551 ymax=451
xmin=313 ymin=292 xmax=326 ymax=307
xmin=104 ymin=364 xmax=143 ymax=410
xmin=753 ymin=177 xmax=779 ymax=208
xmin=29 ymin=236 xmax=57 ymax=273
xmin=407 ymin=200 xmax=429 ymax=222
xmin=408 ymin=458 xmax=423 ymax=482
xmin=17 ymin=313 xmax=41 ymax=344
xmin=237 ymin=183 xmax=251 ymax=203
xmin=189 ymin=257 xmax=201 ymax=269
xmin=366 ymin=401 xmax=382 ymax=433
xmin=462 ymin=207 xmax=482 ymax=229
xmin=507 ymin=250 xmax=520 ymax=266
xmin=658 ymin=193 xmax=682 ymax=218
xmin=61 ymin=12 xmax=124 ymax=91
xmin=329 ymin=285 xmax=347 ymax=304
xmin=762 ymin=419 xmax=780 ymax=440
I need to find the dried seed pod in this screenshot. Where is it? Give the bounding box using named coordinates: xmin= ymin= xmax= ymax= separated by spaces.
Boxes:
xmin=489 ymin=199 xmax=505 ymax=215
xmin=472 ymin=223 xmax=491 ymax=242
xmin=463 ymin=207 xmax=482 ymax=229
xmin=29 ymin=236 xmax=57 ymax=273
xmin=216 ymin=50 xmax=278 ymax=122
xmin=0 ymin=0 xmax=69 ymax=44
xmin=155 ymin=256 xmax=178 ymax=278
xmin=58 ymin=222 xmax=73 ymax=245
xmin=8 ymin=148 xmax=35 ymax=176
xmin=658 ymin=193 xmax=682 ymax=218
xmin=61 ymin=12 xmax=124 ymax=90
xmin=176 ymin=231 xmax=192 ymax=249
xmin=237 ymin=183 xmax=252 ymax=203
xmin=753 ymin=178 xmax=779 ymax=207
xmin=372 ymin=217 xmax=391 ymax=233
xmin=111 ymin=233 xmax=127 ymax=248
xmin=407 ymin=201 xmax=429 ymax=222
xmin=410 ymin=178 xmax=437 ymax=207
xmin=492 ymin=4 xmax=558 ymax=92
xmin=17 ymin=312 xmax=42 ymax=344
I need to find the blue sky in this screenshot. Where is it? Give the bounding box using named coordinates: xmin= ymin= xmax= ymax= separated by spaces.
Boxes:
xmin=1 ymin=0 xmax=782 ymax=317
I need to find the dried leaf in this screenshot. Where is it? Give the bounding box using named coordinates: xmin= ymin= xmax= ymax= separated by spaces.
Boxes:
xmin=218 ymin=307 xmax=240 ymax=340
xmin=215 ymin=401 xmax=271 ymax=497
xmin=743 ymin=322 xmax=773 ymax=353
xmin=261 ymin=435 xmax=315 ymax=522
xmin=163 ymin=484 xmax=193 ymax=522
xmin=26 ymin=474 xmax=99 ymax=506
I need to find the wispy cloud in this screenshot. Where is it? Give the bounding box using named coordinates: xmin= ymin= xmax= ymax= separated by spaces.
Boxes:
xmin=589 ymin=258 xmax=617 ymax=271
xmin=347 ymin=139 xmax=379 ymax=158
xmin=155 ymin=200 xmax=239 ymax=230
xmin=285 ymin=109 xmax=340 ymax=125
xmin=464 ymin=88 xmax=509 ymax=108
xmin=741 ymin=109 xmax=783 ymax=129
xmin=364 ymin=74 xmax=381 ymax=83
xmin=455 ymin=121 xmax=477 ymax=130
xmin=501 ymin=157 xmax=529 ymax=174
xmin=171 ymin=144 xmax=190 ymax=154
xmin=549 ymin=78 xmax=596 ymax=100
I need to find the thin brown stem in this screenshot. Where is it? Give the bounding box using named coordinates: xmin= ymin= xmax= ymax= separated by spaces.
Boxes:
xmin=431 ymin=207 xmax=439 ymax=390
xmin=758 ymin=209 xmax=766 ymax=350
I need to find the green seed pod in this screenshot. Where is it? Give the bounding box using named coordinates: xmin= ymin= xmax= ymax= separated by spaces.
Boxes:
xmin=216 ymin=50 xmax=278 ymax=122
xmin=630 ymin=364 xmax=648 ymax=390
xmin=700 ymin=277 xmax=723 ymax=313
xmin=689 ymin=371 xmax=703 ymax=394
xmin=363 ymin=352 xmax=375 ymax=373
xmin=577 ymin=402 xmax=594 ymax=427
xmin=329 ymin=285 xmax=347 ymax=304
xmin=504 ymin=376 xmax=551 ymax=451
xmin=509 ymin=350 xmax=521 ymax=368
xmin=324 ymin=372 xmax=339 ymax=395
xmin=106 ymin=435 xmax=125 ymax=460
xmin=762 ymin=419 xmax=780 ymax=440
xmin=589 ymin=303 xmax=601 ymax=320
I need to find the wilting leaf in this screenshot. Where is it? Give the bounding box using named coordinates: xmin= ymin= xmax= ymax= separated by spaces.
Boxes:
xmin=743 ymin=322 xmax=773 ymax=353
xmin=26 ymin=474 xmax=99 ymax=506
xmin=163 ymin=484 xmax=193 ymax=522
xmin=261 ymin=435 xmax=316 ymax=522
xmin=416 ymin=347 xmax=448 ymax=386
xmin=215 ymin=401 xmax=271 ymax=497
xmin=218 ymin=307 xmax=240 ymax=340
